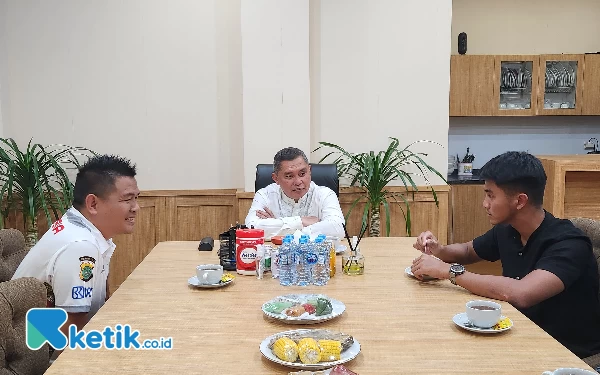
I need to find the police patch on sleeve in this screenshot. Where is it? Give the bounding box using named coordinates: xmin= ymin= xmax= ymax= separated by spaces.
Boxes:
xmin=79 ymin=256 xmax=96 ymax=282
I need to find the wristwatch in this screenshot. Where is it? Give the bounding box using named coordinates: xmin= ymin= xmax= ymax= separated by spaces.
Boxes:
xmin=449 ymin=263 xmax=466 ymax=285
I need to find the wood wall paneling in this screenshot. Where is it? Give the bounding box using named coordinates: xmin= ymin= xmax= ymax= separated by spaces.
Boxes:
xmin=237 ymin=191 xmax=254 ymax=225
xmin=110 ymin=196 xmax=166 ymax=291
xmin=338 ymin=187 xmax=449 ymax=244
xmin=239 ymin=188 xmax=449 ymax=243
xmin=5 ymin=210 xmax=54 ymax=238
xmin=166 ymin=194 xmax=236 ymax=241
xmin=6 ymin=187 xmax=449 ymax=293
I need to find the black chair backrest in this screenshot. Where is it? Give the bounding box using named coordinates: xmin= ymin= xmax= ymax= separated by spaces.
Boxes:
xmin=255 ymin=164 xmax=339 ymax=196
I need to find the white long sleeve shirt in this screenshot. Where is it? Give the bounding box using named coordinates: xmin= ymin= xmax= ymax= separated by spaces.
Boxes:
xmin=245 ymin=182 xmax=345 ymax=239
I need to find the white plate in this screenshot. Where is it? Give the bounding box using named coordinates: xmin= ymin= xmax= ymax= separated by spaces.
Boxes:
xmin=188 ymin=275 xmax=234 ymax=289
xmin=452 ymin=312 xmax=513 ymax=334
xmin=335 ymin=245 xmax=347 ymax=255
xmin=288 ymin=370 xmax=333 ymax=375
xmin=259 ymin=329 xmax=361 ymax=370
xmin=262 ymin=294 xmax=345 ymax=325
xmin=404 ymin=266 xmax=438 ymax=281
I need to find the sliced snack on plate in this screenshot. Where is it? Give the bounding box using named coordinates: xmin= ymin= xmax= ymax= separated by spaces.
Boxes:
xmin=269 ymin=329 xmax=354 ymax=365
xmin=263 ymin=294 xmax=334 ymax=319
xmin=493 ymin=317 xmax=512 ymax=330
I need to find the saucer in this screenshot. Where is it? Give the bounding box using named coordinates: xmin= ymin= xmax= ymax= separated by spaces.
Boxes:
xmin=188 ymin=275 xmax=234 ymax=289
xmin=404 ymin=266 xmax=438 ymax=281
xmin=452 ymin=312 xmax=513 ymax=334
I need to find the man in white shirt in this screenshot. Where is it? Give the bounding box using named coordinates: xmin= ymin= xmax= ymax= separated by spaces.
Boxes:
xmin=245 ymin=147 xmax=345 ymax=239
xmin=12 ymin=154 xmax=139 ymax=346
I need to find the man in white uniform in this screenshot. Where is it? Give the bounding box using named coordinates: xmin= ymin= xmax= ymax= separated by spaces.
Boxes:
xmin=245 ymin=147 xmax=345 ymax=239
xmin=12 ymin=154 xmax=139 ymax=346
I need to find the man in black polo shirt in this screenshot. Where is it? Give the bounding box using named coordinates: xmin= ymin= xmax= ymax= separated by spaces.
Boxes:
xmin=411 ymin=151 xmax=600 ymax=364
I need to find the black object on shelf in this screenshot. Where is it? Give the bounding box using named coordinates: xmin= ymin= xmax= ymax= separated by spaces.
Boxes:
xmin=198 ymin=237 xmax=214 ymax=251
xmin=458 ymin=32 xmax=468 ymax=55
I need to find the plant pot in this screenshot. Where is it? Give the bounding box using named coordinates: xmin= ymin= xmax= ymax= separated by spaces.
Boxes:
xmin=458 ymin=163 xmax=473 ymax=176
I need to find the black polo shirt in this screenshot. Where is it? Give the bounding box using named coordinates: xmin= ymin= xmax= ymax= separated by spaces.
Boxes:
xmin=473 ymin=211 xmax=600 ymax=359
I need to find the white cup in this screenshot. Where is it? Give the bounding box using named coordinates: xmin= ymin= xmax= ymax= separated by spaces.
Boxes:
xmin=196 ymin=264 xmax=223 ymax=285
xmin=542 ymin=369 xmax=598 ymax=375
xmin=466 ymin=300 xmax=501 ymax=328
xmin=326 ymin=236 xmax=342 ymax=251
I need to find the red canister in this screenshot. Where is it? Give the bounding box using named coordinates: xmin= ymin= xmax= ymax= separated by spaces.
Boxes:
xmin=235 ymin=228 xmax=264 ymax=275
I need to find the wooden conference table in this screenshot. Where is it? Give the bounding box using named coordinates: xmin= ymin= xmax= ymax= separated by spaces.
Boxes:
xmin=45 ymin=238 xmax=592 ymax=374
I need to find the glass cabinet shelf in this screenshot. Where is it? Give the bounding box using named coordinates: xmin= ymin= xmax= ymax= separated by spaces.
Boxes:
xmin=543 ymin=60 xmax=578 ymax=109
xmin=499 ymin=61 xmax=533 ymax=110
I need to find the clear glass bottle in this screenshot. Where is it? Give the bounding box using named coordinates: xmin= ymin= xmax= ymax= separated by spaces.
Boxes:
xmin=327 ymin=240 xmax=336 ymax=277
xmin=342 ymin=246 xmax=364 ymax=275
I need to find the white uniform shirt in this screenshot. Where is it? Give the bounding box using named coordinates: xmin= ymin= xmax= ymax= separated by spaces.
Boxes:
xmin=245 ymin=182 xmax=345 ymax=239
xmin=12 ymin=207 xmax=115 ymax=317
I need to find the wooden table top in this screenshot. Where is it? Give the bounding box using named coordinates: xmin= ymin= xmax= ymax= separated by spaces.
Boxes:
xmin=46 ymin=238 xmax=591 ymax=374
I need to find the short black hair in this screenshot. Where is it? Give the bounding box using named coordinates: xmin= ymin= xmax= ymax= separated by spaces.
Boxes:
xmin=479 ymin=151 xmax=547 ymax=207
xmin=73 ymin=155 xmax=137 ymax=209
xmin=273 ymin=147 xmax=308 ymax=173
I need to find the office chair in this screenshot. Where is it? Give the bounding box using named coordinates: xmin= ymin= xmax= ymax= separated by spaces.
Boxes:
xmin=255 ymin=164 xmax=339 ymax=196
xmin=0 ymin=229 xmax=29 ymax=282
xmin=0 ymin=277 xmax=49 ymax=374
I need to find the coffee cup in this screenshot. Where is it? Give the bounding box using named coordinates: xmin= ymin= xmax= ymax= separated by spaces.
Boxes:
xmin=196 ymin=264 xmax=223 ymax=285
xmin=466 ymin=300 xmax=501 ymax=328
xmin=326 ymin=236 xmax=342 ymax=251
xmin=542 ymin=369 xmax=598 ymax=375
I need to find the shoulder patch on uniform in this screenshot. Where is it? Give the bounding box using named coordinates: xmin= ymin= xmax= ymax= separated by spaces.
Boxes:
xmin=79 ymin=256 xmax=96 ymax=282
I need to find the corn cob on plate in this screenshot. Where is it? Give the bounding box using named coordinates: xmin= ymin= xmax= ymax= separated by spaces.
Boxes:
xmin=260 ymin=329 xmax=361 ymax=370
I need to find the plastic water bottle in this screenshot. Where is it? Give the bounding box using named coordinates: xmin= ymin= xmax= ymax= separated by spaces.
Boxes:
xmin=278 ymin=237 xmax=294 ymax=286
xmin=296 ymin=236 xmax=312 ymax=286
xmin=313 ymin=237 xmax=330 ymax=286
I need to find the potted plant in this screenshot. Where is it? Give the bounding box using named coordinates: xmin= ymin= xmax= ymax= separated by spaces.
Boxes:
xmin=314 ymin=137 xmax=446 ymax=237
xmin=0 ymin=138 xmax=95 ymax=247
xmin=458 ymin=147 xmax=475 ymax=176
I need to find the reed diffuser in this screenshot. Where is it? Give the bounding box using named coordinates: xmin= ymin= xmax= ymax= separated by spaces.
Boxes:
xmin=342 ymin=223 xmax=366 ymax=275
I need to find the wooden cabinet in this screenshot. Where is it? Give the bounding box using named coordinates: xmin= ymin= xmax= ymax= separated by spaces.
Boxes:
xmin=450 ymin=55 xmax=495 ymax=116
xmin=583 ymin=54 xmax=600 ymax=115
xmin=450 ymin=53 xmax=596 ymax=116
xmin=538 ymin=155 xmax=600 ymax=220
xmin=448 ymin=184 xmax=500 ymax=276
xmin=536 ymin=54 xmax=584 ymax=116
xmin=448 ymin=185 xmax=492 ymax=244
xmin=493 ymin=55 xmax=541 ymax=116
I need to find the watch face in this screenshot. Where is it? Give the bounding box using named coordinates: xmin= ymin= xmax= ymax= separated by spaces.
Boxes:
xmin=450 ymin=264 xmax=464 ymax=273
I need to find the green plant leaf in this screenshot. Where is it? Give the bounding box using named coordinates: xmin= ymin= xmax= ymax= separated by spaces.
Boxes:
xmin=314 ymin=137 xmax=444 ymax=237
xmin=0 ymin=138 xmax=95 ymax=243
xmin=382 ymin=198 xmax=391 ymax=236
